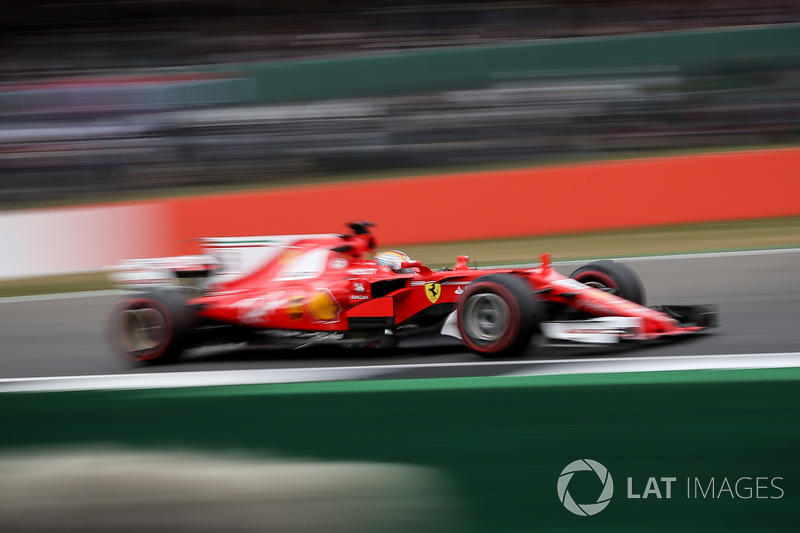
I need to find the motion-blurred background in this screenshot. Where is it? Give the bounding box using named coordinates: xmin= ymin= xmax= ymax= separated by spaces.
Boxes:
xmin=2 ymin=0 xmax=800 ymax=206
xmin=2 ymin=6 xmax=800 ymax=532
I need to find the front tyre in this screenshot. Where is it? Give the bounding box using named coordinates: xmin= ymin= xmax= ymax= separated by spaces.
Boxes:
xmin=569 ymin=260 xmax=645 ymax=305
xmin=108 ymin=291 xmax=192 ymax=365
xmin=456 ymin=274 xmax=542 ymax=358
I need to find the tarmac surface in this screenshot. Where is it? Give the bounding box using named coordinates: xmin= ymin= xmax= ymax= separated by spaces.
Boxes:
xmin=1 ymin=249 xmax=799 ymax=385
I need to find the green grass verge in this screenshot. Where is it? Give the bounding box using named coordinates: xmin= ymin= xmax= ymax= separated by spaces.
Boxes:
xmin=1 ymin=216 xmax=798 ymax=298
xmin=402 ymin=216 xmax=800 ymax=267
xmin=0 ymin=272 xmax=113 ymax=299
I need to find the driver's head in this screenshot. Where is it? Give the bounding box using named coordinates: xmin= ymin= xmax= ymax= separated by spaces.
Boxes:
xmin=375 ymin=250 xmax=410 ymax=272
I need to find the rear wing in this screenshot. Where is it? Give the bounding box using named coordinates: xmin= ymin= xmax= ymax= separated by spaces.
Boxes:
xmin=107 ymin=234 xmax=333 ymax=289
xmin=108 ymin=255 xmax=219 ymax=289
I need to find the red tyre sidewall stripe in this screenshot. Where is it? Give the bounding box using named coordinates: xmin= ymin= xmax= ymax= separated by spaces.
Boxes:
xmin=457 ymin=281 xmax=521 ymax=354
xmin=111 ymin=298 xmax=174 ymax=362
xmin=574 ymin=270 xmax=618 ymax=289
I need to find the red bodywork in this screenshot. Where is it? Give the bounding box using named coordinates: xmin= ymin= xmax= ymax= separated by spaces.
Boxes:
xmin=189 ymin=231 xmax=702 ymax=340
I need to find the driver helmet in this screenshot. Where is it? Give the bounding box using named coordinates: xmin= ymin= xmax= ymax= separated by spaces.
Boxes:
xmin=375 ymin=250 xmax=411 ymax=272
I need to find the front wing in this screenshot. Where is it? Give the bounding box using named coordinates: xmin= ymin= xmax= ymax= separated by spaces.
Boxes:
xmin=443 ymin=304 xmax=718 ymax=345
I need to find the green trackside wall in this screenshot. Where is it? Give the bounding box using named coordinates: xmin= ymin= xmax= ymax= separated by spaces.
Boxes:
xmin=204 ymin=24 xmax=800 ymax=103
xmin=2 ymin=368 xmax=799 ymax=532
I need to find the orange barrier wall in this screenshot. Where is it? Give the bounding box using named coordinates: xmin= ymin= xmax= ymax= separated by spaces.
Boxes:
xmin=166 ymin=148 xmax=800 ymax=254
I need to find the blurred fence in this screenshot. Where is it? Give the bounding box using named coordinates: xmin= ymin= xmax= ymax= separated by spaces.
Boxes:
xmin=228 ymin=24 xmax=800 ymax=103
xmin=2 ymin=25 xmax=800 ymax=204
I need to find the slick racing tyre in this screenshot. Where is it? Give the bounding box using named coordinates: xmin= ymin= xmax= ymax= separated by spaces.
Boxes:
xmin=569 ymin=260 xmax=645 ymax=305
xmin=108 ymin=291 xmax=193 ymax=365
xmin=456 ymin=274 xmax=542 ymax=358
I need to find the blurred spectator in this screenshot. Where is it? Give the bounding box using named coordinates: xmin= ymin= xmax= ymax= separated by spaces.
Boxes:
xmin=1 ymin=1 xmax=799 ymax=205
xmin=3 ymin=1 xmax=799 ymax=79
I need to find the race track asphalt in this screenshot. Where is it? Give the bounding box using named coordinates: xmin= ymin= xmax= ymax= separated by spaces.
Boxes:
xmin=1 ymin=250 xmax=799 ymax=381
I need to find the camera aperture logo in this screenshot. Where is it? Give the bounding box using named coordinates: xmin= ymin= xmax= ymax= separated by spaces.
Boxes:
xmin=557 ymin=459 xmax=785 ymax=517
xmin=557 ymin=459 xmax=614 ymax=516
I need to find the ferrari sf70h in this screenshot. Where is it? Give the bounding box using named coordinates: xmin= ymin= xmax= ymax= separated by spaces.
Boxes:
xmin=108 ymin=222 xmax=717 ymax=364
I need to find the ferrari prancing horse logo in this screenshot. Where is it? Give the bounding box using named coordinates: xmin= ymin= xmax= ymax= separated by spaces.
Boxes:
xmin=425 ymin=282 xmax=442 ymax=304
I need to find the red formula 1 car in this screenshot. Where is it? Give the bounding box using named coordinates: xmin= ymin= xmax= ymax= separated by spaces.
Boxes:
xmin=108 ymin=222 xmax=718 ymax=364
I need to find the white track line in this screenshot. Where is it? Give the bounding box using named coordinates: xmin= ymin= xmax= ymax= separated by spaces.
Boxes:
xmin=602 ymin=247 xmax=800 ymax=263
xmin=0 ymin=290 xmax=126 ymax=305
xmin=503 ymin=247 xmax=800 ymax=268
xmin=2 ymin=248 xmax=797 ymax=304
xmin=0 ymin=367 xmax=384 ymax=393
xmin=503 ymin=352 xmax=800 ymax=377
xmin=1 ymin=352 xmax=799 ymax=393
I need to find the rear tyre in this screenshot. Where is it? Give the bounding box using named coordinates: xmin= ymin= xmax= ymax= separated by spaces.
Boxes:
xmin=569 ymin=260 xmax=645 ymax=305
xmin=108 ymin=291 xmax=193 ymax=365
xmin=456 ymin=274 xmax=542 ymax=358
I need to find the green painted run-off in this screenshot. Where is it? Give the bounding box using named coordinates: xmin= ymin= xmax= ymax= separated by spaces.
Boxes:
xmin=2 ymin=367 xmax=799 ymax=531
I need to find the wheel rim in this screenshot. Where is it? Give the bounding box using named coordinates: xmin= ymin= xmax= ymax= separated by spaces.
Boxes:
xmin=462 ymin=293 xmax=510 ymax=345
xmin=584 ymin=280 xmax=614 ymax=292
xmin=575 ymin=272 xmax=619 ymax=294
xmin=118 ymin=305 xmax=168 ymax=353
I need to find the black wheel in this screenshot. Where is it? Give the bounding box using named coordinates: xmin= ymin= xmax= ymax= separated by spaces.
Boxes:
xmin=569 ymin=260 xmax=645 ymax=305
xmin=456 ymin=274 xmax=542 ymax=358
xmin=108 ymin=291 xmax=193 ymax=365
